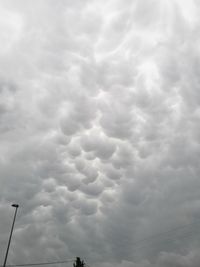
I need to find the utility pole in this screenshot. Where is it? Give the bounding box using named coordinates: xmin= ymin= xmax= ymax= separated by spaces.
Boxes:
xmin=73 ymin=257 xmax=85 ymax=267
xmin=3 ymin=204 xmax=19 ymax=267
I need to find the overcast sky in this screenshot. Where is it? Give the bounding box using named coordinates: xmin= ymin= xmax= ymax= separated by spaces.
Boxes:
xmin=0 ymin=0 xmax=200 ymax=266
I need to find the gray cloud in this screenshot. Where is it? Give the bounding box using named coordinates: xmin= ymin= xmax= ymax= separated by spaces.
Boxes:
xmin=0 ymin=0 xmax=200 ymax=267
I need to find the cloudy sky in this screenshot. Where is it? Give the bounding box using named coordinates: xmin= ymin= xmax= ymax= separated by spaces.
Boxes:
xmin=0 ymin=0 xmax=200 ymax=266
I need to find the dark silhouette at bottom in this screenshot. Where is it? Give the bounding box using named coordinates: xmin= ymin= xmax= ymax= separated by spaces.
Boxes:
xmin=73 ymin=257 xmax=85 ymax=267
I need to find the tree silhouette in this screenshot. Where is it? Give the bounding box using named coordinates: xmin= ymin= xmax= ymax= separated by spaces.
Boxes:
xmin=73 ymin=257 xmax=85 ymax=267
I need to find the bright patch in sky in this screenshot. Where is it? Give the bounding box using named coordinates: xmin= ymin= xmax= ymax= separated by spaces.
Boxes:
xmin=0 ymin=7 xmax=22 ymax=54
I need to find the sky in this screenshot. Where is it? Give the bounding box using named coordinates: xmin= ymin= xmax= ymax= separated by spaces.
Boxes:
xmin=0 ymin=0 xmax=200 ymax=266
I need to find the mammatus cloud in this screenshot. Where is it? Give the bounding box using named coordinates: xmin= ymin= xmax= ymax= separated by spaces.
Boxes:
xmin=0 ymin=0 xmax=200 ymax=266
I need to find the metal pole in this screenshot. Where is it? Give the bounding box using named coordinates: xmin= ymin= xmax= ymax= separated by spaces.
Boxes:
xmin=3 ymin=204 xmax=19 ymax=267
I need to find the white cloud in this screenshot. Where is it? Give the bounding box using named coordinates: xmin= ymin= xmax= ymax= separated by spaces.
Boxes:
xmin=0 ymin=1 xmax=200 ymax=266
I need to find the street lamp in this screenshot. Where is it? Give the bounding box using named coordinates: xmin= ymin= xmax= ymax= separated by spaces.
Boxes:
xmin=3 ymin=204 xmax=19 ymax=267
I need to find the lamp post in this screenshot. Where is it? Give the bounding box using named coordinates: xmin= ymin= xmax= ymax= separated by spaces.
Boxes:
xmin=3 ymin=204 xmax=19 ymax=267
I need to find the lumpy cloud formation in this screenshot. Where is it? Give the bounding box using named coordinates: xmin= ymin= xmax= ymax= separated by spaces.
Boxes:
xmin=0 ymin=0 xmax=200 ymax=266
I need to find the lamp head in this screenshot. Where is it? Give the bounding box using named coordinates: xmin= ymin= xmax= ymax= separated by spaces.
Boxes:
xmin=12 ymin=204 xmax=19 ymax=208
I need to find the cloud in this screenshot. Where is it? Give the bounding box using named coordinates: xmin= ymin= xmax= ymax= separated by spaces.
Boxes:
xmin=0 ymin=0 xmax=200 ymax=267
